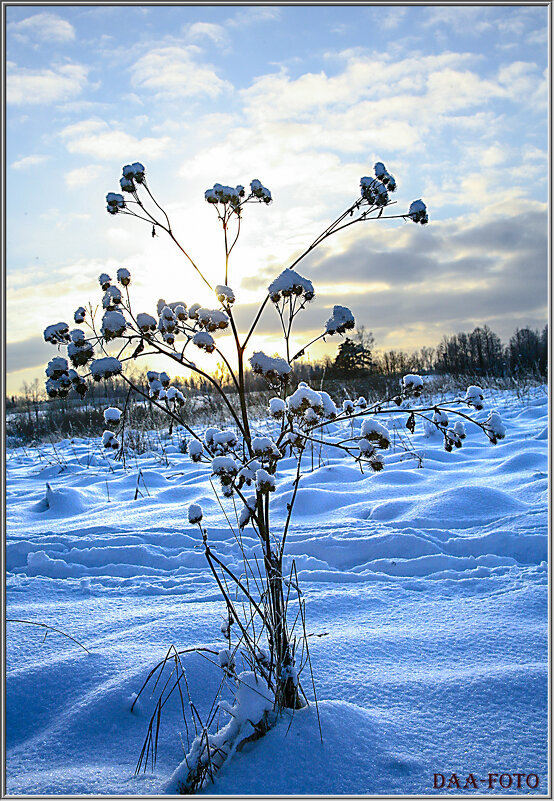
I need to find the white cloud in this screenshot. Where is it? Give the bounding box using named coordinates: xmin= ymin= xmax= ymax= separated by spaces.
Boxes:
xmin=64 ymin=164 xmax=104 ymax=189
xmin=8 ymin=12 xmax=75 ymax=43
xmin=11 ymin=154 xmax=49 ymax=170
xmin=227 ymin=7 xmax=281 ymax=27
xmin=59 ymin=118 xmax=171 ymax=160
xmin=423 ymin=7 xmax=493 ymax=34
xmin=185 ymin=21 xmax=228 ymax=48
xmin=235 ymin=52 xmax=514 ymax=162
xmin=240 ymin=52 xmax=488 ymax=125
xmin=498 ymin=61 xmax=547 ymax=107
xmin=496 ymin=7 xmax=545 ymax=36
xmin=526 ymin=27 xmax=548 ymax=46
xmin=380 ymin=8 xmax=407 ymax=30
xmin=7 ymin=62 xmax=88 ymax=105
xmin=130 ymin=46 xmax=232 ymax=99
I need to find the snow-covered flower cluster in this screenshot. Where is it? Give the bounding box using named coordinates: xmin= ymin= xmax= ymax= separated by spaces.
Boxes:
xmin=74 ymin=306 xmax=86 ymax=324
xmin=355 ymin=418 xmax=391 ymax=470
xmin=122 ymin=162 xmax=145 ymax=183
xmin=105 ymin=163 xmax=144 ymax=211
xmin=252 ymin=436 xmax=280 ymax=459
xmin=360 ymin=417 xmax=391 ymax=450
xmin=101 ymin=310 xmax=126 ymax=341
xmin=43 ymin=321 xmax=70 ymax=345
xmin=249 ymin=352 xmax=292 ymax=386
xmin=188 ymin=503 xmax=203 ymax=525
xmin=144 ymin=372 xmax=185 ymax=405
xmin=120 ymin=162 xmax=145 ymax=193
xmin=373 ymin=161 xmax=397 ymax=192
xmin=99 ymin=273 xmax=111 ymax=291
xmin=360 ymin=176 xmax=389 ymax=207
xmin=166 ymin=386 xmax=185 ymax=406
xmin=90 ymin=356 xmax=122 ymax=381
xmin=268 ymin=397 xmax=286 ymax=419
xmin=103 ymin=285 xmax=122 ymax=310
xmin=103 ymin=407 xmax=121 ymax=425
xmin=136 ymin=312 xmax=157 ymax=333
xmin=215 ymin=285 xmax=235 ymax=305
xmin=42 ymin=335 xmax=90 ymax=397
xmin=237 ymin=460 xmax=263 ymax=488
xmin=432 ymin=409 xmax=449 ymax=428
xmin=68 ymin=331 xmax=94 ymax=367
xmin=146 ymin=370 xmax=169 ymax=399
xmin=359 ymin=162 xmax=396 ymax=207
xmin=408 ymin=199 xmax=428 ymax=225
xmin=156 ymin=305 xmax=177 ymax=344
xmin=158 ymin=298 xmax=187 ymax=317
xmin=453 ymin=421 xmax=466 ymax=439
xmin=250 ymin=179 xmax=271 ymax=203
xmin=117 ymin=267 xmax=131 ymax=286
xmin=401 ymin=374 xmax=424 ymax=397
xmin=484 ymin=411 xmax=506 ymax=444
xmin=343 ymin=399 xmax=355 ymax=414
xmin=197 ymin=308 xmax=229 ymax=332
xmin=106 ymin=192 xmax=125 ymax=215
xmin=212 ymin=455 xmax=239 ymax=496
xmin=205 ymin=183 xmax=245 ymax=209
xmin=102 ymin=430 xmax=120 ymax=450
xmin=205 ymin=427 xmax=238 ymax=454
xmin=325 ymin=305 xmax=355 ymax=335
xmin=45 ymin=357 xmax=71 ymax=398
xmin=286 ymin=382 xmax=338 ymax=427
xmin=193 ymin=331 xmax=216 ymax=353
xmin=188 ymin=303 xmax=201 ymax=320
xmin=255 ymin=468 xmax=276 ymax=493
xmin=268 ymin=269 xmax=314 ymax=304
xmin=188 ymin=440 xmax=204 ymax=462
xmin=465 ymin=385 xmax=485 ymax=410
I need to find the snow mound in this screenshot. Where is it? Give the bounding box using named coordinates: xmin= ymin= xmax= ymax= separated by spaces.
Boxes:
xmin=203 ymin=700 xmax=421 ymax=796
xmin=371 ymin=485 xmax=526 ymax=529
xmin=31 ymin=483 xmax=88 ymax=517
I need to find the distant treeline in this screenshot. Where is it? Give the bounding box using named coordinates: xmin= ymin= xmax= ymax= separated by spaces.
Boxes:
xmin=6 ymin=323 xmax=547 ymax=411
xmin=317 ymin=323 xmax=548 ymax=380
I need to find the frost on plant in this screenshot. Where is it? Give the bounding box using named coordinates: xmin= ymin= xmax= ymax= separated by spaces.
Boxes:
xmin=42 ymin=158 xmax=505 ymax=792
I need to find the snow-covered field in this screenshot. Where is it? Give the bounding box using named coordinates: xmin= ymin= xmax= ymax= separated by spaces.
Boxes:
xmin=6 ymin=387 xmax=548 ymax=795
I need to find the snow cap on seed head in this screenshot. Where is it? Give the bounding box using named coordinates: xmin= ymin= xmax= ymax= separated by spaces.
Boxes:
xmin=249 ymin=352 xmax=292 ymax=385
xmin=465 ymin=385 xmax=485 ymax=410
xmin=485 ymin=410 xmax=506 ymax=443
xmin=204 ymin=183 xmax=244 ymax=208
xmin=256 ymin=468 xmax=276 ymax=493
xmin=408 ymin=199 xmax=428 ymax=225
xmin=250 ymin=179 xmax=272 ymax=203
xmin=106 ymin=193 xmax=125 ymax=214
xmin=361 ymin=418 xmax=391 ymax=449
xmin=188 ymin=503 xmax=203 ymax=525
xmin=269 ymin=397 xmax=286 ymax=419
xmin=122 ymin=162 xmax=145 ymax=183
xmin=104 ymin=407 xmax=121 ymax=425
xmin=325 ymin=305 xmax=355 ymax=335
xmin=90 ymin=356 xmax=122 ymax=381
xmin=98 ymin=273 xmax=111 ymax=291
xmin=188 ymin=440 xmax=203 ymax=462
xmin=402 ymin=374 xmax=423 ymax=396
xmin=215 ymin=285 xmax=235 ymax=305
xmin=117 ymin=267 xmax=131 ymax=286
xmin=43 ymin=321 xmax=70 ymax=344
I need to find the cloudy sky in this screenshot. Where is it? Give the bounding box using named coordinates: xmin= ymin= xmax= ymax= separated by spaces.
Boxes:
xmin=6 ymin=3 xmax=549 ymax=395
